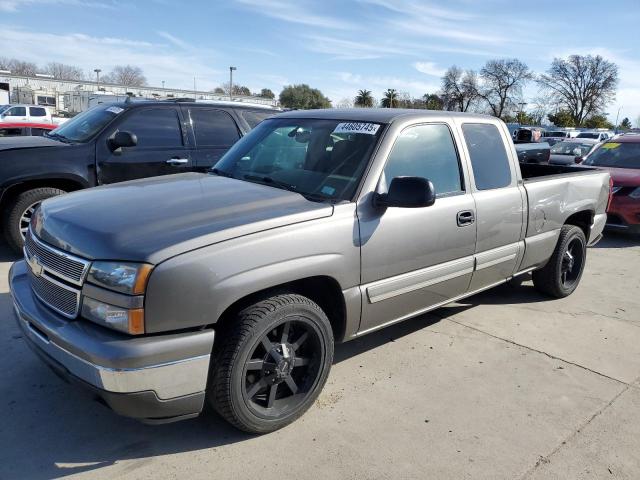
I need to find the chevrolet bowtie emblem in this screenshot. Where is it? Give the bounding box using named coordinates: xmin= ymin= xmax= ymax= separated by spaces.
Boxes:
xmin=28 ymin=254 xmax=44 ymax=277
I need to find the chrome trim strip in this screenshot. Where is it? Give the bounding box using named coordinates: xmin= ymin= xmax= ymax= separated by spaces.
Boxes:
xmin=356 ymin=277 xmax=509 ymax=337
xmin=365 ymin=256 xmax=475 ymax=304
xmin=26 ymin=227 xmax=91 ymax=286
xmin=475 ymin=243 xmax=521 ymax=272
xmin=16 ymin=309 xmax=210 ymax=400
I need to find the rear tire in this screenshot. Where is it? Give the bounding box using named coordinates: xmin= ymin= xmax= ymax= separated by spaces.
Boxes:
xmin=2 ymin=187 xmax=66 ymax=252
xmin=532 ymin=225 xmax=587 ymax=298
xmin=208 ymin=294 xmax=334 ymax=433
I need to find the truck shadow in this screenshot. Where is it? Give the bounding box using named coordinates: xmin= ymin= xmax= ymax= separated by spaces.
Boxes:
xmin=0 ymin=279 xmax=551 ymax=478
xmin=593 ymin=230 xmax=639 ymax=249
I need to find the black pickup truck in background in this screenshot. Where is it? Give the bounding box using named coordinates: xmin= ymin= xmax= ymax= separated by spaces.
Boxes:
xmin=0 ymin=100 xmax=277 ymax=251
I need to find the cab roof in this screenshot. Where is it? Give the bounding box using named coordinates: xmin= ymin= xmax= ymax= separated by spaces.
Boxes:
xmin=273 ymin=108 xmax=495 ymax=124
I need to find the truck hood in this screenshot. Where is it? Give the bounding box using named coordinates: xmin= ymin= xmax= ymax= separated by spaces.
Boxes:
xmin=33 ymin=173 xmax=334 ymax=263
xmin=0 ymin=135 xmax=67 ymax=151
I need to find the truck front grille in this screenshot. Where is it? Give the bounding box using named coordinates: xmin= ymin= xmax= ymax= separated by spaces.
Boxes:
xmin=24 ymin=229 xmax=90 ymax=319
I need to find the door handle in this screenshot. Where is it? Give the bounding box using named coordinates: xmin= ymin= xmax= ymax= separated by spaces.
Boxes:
xmin=166 ymin=158 xmax=189 ymax=165
xmin=457 ymin=210 xmax=475 ymax=226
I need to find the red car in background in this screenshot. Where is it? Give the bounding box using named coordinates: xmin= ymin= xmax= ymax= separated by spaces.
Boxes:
xmin=582 ymin=135 xmax=640 ymax=234
xmin=0 ymin=122 xmax=57 ymax=138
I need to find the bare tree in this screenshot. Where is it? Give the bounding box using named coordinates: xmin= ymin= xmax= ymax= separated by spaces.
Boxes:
xmin=537 ymin=55 xmax=618 ymax=126
xmin=0 ymin=57 xmax=38 ymax=76
xmin=44 ymin=62 xmax=85 ymax=80
xmin=216 ymin=82 xmax=252 ymax=96
xmin=441 ymin=66 xmax=479 ymax=112
xmin=478 ymin=59 xmax=532 ymax=119
xmin=103 ymin=65 xmax=147 ymax=86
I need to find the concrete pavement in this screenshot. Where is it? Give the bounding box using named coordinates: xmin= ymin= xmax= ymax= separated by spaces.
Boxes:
xmin=0 ymin=233 xmax=638 ymax=479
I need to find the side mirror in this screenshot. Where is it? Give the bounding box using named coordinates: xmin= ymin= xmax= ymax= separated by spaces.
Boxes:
xmin=108 ymin=131 xmax=137 ymax=154
xmin=574 ymin=156 xmax=584 ymax=164
xmin=373 ymin=176 xmax=436 ymax=209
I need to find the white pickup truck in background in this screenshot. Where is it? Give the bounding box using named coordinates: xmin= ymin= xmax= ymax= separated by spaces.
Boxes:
xmin=0 ymin=104 xmax=67 ymax=125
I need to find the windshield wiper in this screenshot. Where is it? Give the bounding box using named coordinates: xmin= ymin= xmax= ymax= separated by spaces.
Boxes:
xmin=243 ymin=174 xmax=299 ymax=193
xmin=210 ymin=167 xmax=234 ymax=178
xmin=45 ymin=132 xmax=73 ymax=144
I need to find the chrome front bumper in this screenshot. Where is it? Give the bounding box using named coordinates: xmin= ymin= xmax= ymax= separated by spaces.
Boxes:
xmin=10 ymin=260 xmax=215 ymax=420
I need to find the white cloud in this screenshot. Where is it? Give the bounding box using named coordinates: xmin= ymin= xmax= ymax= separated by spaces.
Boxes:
xmin=336 ymin=72 xmax=440 ymax=96
xmin=234 ymin=0 xmax=356 ymax=30
xmin=413 ymin=61 xmax=446 ymax=77
xmin=0 ymin=26 xmax=222 ymax=90
xmin=156 ymin=31 xmax=192 ymax=50
xmin=0 ymin=0 xmax=111 ymax=12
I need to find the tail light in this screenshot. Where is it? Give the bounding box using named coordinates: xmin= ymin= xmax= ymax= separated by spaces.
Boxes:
xmin=606 ymin=176 xmax=614 ymax=212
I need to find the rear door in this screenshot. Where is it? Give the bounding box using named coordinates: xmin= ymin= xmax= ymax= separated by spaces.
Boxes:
xmin=97 ymin=106 xmax=192 ymax=184
xmin=457 ymin=121 xmax=526 ymax=291
xmin=184 ymin=107 xmax=241 ymax=172
xmin=29 ymin=106 xmax=48 ymax=122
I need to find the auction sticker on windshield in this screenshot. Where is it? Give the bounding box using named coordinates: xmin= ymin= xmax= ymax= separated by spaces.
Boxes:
xmin=601 ymin=142 xmax=621 ymax=149
xmin=333 ymin=122 xmax=381 ymax=135
xmin=106 ymin=106 xmax=124 ymax=115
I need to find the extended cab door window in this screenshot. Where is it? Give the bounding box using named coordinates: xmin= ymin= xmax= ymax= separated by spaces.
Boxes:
xmin=358 ymin=123 xmax=476 ymax=333
xmin=189 ymin=108 xmax=240 ymax=171
xmin=29 ymin=107 xmax=47 ymax=118
xmin=461 ymin=122 xmax=524 ymax=290
xmin=98 ymin=107 xmax=192 ymax=184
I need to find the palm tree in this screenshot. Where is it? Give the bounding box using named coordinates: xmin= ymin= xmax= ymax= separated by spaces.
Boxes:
xmin=354 ymin=89 xmax=374 ymax=108
xmin=381 ymin=89 xmax=398 ymax=108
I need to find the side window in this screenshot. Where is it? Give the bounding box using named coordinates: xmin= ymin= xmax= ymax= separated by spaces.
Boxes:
xmin=190 ymin=109 xmax=240 ymax=146
xmin=462 ymin=123 xmax=512 ymax=190
xmin=0 ymin=127 xmax=23 ymax=137
xmin=117 ymin=108 xmax=183 ymax=148
xmin=382 ymin=124 xmax=463 ymax=196
xmin=29 ymin=107 xmax=47 ymax=117
xmin=6 ymin=106 xmax=26 ymax=116
xmin=239 ymin=110 xmax=274 ymax=129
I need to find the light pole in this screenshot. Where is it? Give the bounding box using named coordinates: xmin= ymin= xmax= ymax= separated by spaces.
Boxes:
xmin=229 ymin=66 xmax=237 ymax=101
xmin=94 ymin=68 xmax=101 ymax=92
xmin=615 ymin=106 xmax=622 ymax=132
xmin=517 ymin=102 xmax=527 ymax=124
xmin=162 ymin=80 xmax=165 ymax=89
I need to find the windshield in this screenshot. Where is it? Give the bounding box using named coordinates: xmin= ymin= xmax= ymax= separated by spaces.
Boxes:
xmin=551 ymin=142 xmax=594 ymax=156
xmin=577 ymin=132 xmax=599 ymax=139
xmin=48 ymin=104 xmax=123 ymax=142
xmin=0 ymin=105 xmax=8 ymax=114
xmin=544 ymin=131 xmax=566 ymax=137
xmin=583 ymin=142 xmax=640 ymax=169
xmin=213 ymin=118 xmax=385 ymax=202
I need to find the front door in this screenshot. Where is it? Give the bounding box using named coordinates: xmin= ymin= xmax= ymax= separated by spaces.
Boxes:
xmin=97 ymin=106 xmax=192 ymax=184
xmin=358 ymin=123 xmax=477 ymax=334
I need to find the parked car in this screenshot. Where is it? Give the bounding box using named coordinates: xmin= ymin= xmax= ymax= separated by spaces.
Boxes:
xmin=548 ymin=138 xmax=600 ymax=165
xmin=581 ymin=136 xmax=640 ymax=233
xmin=0 ymin=122 xmax=57 ymax=137
xmin=0 ymin=100 xmax=278 ymax=251
xmin=542 ymin=130 xmax=571 ymax=146
xmin=514 ymin=141 xmax=551 ymax=163
xmin=0 ymin=104 xmax=53 ymax=124
xmin=576 ymin=131 xmax=613 ymax=141
xmin=10 ymin=109 xmax=610 ymax=433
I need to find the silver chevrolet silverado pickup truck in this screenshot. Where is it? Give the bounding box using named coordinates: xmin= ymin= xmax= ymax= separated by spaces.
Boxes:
xmin=9 ymin=109 xmax=610 ymax=433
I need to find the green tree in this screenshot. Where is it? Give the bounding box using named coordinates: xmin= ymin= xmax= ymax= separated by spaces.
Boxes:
xmin=354 ymin=89 xmax=374 ymax=108
xmin=381 ymin=89 xmax=398 ymax=108
xmin=548 ymin=109 xmax=576 ymax=127
xmin=259 ymin=88 xmax=275 ymax=99
xmin=279 ymin=84 xmax=331 ymax=109
xmin=619 ymin=117 xmax=632 ymax=130
xmin=423 ymin=93 xmax=444 ymax=110
xmin=584 ymin=115 xmax=613 ymax=129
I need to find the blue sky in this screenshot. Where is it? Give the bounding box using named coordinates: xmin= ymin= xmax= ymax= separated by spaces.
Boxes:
xmin=1 ymin=0 xmax=639 ymax=123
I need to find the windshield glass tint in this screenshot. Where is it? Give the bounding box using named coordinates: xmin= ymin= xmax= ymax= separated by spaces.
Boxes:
xmin=213 ymin=118 xmax=384 ymax=201
xmin=577 ymin=132 xmax=599 ymax=139
xmin=50 ymin=104 xmax=121 ymax=142
xmin=551 ymin=142 xmax=593 ymax=156
xmin=583 ymin=143 xmax=640 ymax=169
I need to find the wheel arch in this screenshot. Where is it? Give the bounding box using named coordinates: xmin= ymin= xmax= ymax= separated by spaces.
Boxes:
xmin=213 ymin=276 xmax=348 ymax=345
xmin=0 ymin=177 xmax=87 ymax=212
xmin=564 ymin=209 xmax=593 ymax=242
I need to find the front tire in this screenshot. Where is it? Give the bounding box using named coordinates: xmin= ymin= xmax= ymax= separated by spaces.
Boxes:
xmin=2 ymin=187 xmax=66 ymax=252
xmin=209 ymin=294 xmax=334 ymax=433
xmin=532 ymin=225 xmax=587 ymax=298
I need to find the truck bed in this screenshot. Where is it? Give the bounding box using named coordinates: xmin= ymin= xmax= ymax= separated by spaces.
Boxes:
xmin=519 ymin=162 xmax=599 ymax=181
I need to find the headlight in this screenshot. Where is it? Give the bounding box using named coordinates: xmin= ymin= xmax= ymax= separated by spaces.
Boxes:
xmin=630 ymin=187 xmax=640 ymax=199
xmin=87 ymin=261 xmax=153 ymax=295
xmin=82 ymin=297 xmax=144 ymax=335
